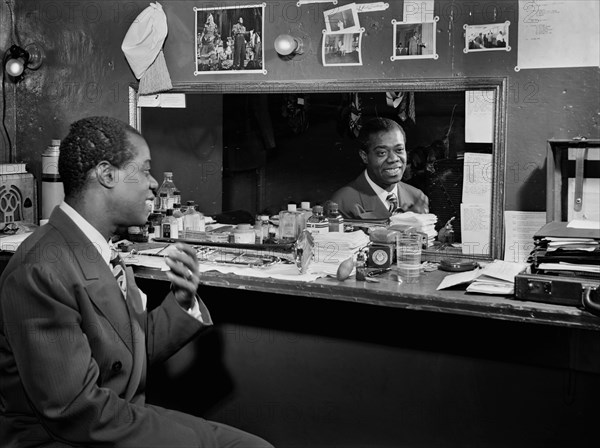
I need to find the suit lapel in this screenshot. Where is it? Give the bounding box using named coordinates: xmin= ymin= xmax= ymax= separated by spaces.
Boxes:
xmin=123 ymin=267 xmax=146 ymax=400
xmin=48 ymin=208 xmax=135 ymax=354
xmin=355 ymin=173 xmax=390 ymax=218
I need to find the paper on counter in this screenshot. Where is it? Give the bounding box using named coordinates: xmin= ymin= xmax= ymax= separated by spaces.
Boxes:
xmin=503 ymin=211 xmax=546 ymax=263
xmin=436 ymin=268 xmax=481 ymax=290
xmin=478 ymin=259 xmax=529 ymax=283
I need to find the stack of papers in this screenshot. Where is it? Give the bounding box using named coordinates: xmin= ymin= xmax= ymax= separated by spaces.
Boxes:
xmin=437 ymin=260 xmax=528 ymax=295
xmin=309 ymin=231 xmax=370 ymax=276
xmin=531 ymin=221 xmax=600 ymax=279
xmin=389 ymin=212 xmax=438 ymax=246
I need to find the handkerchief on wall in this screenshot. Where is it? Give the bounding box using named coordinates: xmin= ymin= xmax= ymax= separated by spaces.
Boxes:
xmin=121 ymin=2 xmax=172 ymax=94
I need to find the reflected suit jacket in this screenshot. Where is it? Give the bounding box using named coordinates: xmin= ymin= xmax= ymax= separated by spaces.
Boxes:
xmin=331 ymin=171 xmax=429 ymax=220
xmin=0 ymin=207 xmax=212 ymax=447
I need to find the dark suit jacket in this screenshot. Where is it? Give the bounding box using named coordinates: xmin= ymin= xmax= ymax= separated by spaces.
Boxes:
xmin=331 ymin=171 xmax=429 ymax=219
xmin=0 ymin=207 xmax=212 ymax=447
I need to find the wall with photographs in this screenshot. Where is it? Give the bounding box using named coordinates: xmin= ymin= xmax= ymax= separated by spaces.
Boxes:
xmin=5 ymin=0 xmax=598 ymax=214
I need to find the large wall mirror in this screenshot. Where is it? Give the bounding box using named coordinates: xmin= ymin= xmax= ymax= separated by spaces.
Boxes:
xmin=130 ymin=78 xmax=506 ymax=259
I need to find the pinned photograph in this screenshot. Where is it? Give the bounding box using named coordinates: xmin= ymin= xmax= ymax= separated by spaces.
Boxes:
xmin=323 ymin=2 xmax=360 ymax=33
xmin=194 ymin=4 xmax=266 ymax=75
xmin=391 ymin=18 xmax=439 ymax=60
xmin=322 ymin=29 xmax=364 ymax=66
xmin=464 ymin=22 xmax=510 ymax=53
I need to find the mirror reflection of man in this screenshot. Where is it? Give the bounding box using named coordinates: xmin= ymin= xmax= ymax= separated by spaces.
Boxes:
xmin=232 ymin=16 xmax=250 ymax=69
xmin=330 ymin=117 xmax=429 ymax=220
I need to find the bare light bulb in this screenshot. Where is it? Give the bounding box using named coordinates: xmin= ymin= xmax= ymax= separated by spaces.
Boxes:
xmin=5 ymin=58 xmax=25 ymax=77
xmin=274 ymin=34 xmax=303 ymax=56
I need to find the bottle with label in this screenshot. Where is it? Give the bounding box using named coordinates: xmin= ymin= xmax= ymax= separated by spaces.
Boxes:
xmin=155 ymin=172 xmax=177 ymax=211
xmin=161 ymin=209 xmax=179 ymax=239
xmin=306 ymin=205 xmax=329 ymax=234
xmin=173 ymin=190 xmax=181 ymax=209
xmin=327 ymin=202 xmax=344 ymax=232
xmin=41 ymin=139 xmax=65 ymax=219
xmin=233 ymin=224 xmax=256 ymax=244
xmin=278 ymin=204 xmax=302 ymax=242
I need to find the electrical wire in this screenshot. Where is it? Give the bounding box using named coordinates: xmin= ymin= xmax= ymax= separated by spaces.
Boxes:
xmin=1 ymin=0 xmax=18 ymax=160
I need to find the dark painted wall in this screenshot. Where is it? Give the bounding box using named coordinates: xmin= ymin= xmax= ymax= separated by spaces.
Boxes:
xmin=4 ymin=0 xmax=599 ymax=213
xmin=2 ymin=1 xmax=599 ymax=446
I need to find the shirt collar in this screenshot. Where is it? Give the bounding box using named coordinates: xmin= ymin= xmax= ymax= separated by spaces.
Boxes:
xmin=364 ymin=170 xmax=398 ymax=207
xmin=59 ymin=202 xmax=112 ymax=266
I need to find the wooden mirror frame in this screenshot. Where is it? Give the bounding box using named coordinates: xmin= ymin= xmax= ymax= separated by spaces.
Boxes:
xmin=130 ymin=77 xmax=507 ymax=260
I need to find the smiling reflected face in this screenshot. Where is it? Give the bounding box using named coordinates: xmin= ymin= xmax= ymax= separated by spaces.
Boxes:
xmin=360 ymin=128 xmax=407 ymax=191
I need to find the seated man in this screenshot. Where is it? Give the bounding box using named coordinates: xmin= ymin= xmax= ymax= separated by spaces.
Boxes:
xmin=0 ymin=117 xmax=272 ymax=447
xmin=331 ymin=117 xmax=429 ymax=219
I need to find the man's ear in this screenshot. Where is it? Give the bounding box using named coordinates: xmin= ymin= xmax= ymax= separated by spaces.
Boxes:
xmin=94 ymin=161 xmax=118 ymax=189
xmin=359 ymin=149 xmax=368 ymax=165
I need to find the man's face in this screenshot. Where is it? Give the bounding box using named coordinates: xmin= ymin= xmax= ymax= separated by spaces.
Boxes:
xmin=113 ymin=133 xmax=158 ymax=226
xmin=360 ymin=128 xmax=407 ymax=190
xmin=239 ymin=17 xmax=243 ymax=24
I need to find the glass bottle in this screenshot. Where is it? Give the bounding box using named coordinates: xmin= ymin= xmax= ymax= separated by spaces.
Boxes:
xmin=160 ymin=209 xmax=179 ymax=239
xmin=194 ymin=205 xmax=206 ymax=232
xmin=158 ymin=192 xmax=168 ymax=213
xmin=279 ymin=204 xmax=301 ymax=242
xmin=172 ymin=203 xmax=184 ymax=233
xmin=327 ymin=202 xmax=344 ymax=232
xmin=298 ymin=201 xmax=313 ymax=223
xmin=306 ymin=205 xmax=329 ymax=234
xmin=155 ymin=172 xmax=177 ymax=211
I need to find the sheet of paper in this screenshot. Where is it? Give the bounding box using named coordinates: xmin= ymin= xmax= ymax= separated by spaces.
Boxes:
xmin=436 ymin=268 xmax=481 ymax=290
xmin=465 ymin=91 xmax=495 ymax=143
xmin=568 ymin=178 xmax=600 ymax=222
xmin=356 ymin=2 xmax=389 ymax=13
xmin=462 ymin=153 xmax=493 ymax=204
xmin=137 ymin=93 xmax=186 ymax=108
xmin=479 ymin=259 xmax=529 ymax=283
xmin=460 ymin=203 xmax=491 ymax=256
xmin=402 ymin=0 xmax=434 ymax=22
xmin=567 ymin=219 xmax=600 ymax=230
xmin=503 ymin=211 xmax=547 ymax=263
xmin=517 ymin=0 xmax=600 ymax=70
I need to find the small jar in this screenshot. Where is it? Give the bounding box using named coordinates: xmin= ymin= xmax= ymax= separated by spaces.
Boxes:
xmin=233 ymin=224 xmax=255 ymax=244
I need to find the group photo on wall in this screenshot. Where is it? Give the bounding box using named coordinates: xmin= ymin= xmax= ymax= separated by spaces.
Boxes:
xmin=194 ymin=4 xmax=265 ymax=74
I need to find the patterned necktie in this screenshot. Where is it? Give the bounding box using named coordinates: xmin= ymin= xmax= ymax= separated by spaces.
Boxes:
xmin=110 ymin=248 xmax=128 ymax=298
xmin=386 ymin=193 xmax=398 ymax=214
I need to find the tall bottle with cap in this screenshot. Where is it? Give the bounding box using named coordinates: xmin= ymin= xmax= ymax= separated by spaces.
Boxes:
xmin=41 ymin=139 xmax=64 ymax=219
xmin=278 ymin=203 xmax=303 ymax=242
xmin=155 ymin=171 xmax=177 ymax=211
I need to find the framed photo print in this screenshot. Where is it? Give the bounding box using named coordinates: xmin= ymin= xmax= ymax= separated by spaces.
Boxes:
xmin=323 ymin=3 xmax=360 ymax=33
xmin=391 ymin=18 xmax=439 ymax=61
xmin=322 ymin=29 xmax=364 ymax=67
xmin=194 ymin=3 xmax=266 ymax=75
xmin=464 ymin=22 xmax=511 ymax=53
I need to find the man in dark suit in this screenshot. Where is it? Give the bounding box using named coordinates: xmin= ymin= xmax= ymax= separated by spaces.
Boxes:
xmin=0 ymin=117 xmax=272 ymax=447
xmin=331 ymin=117 xmax=428 ymax=220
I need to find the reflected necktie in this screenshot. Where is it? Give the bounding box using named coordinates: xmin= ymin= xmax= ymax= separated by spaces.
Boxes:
xmin=110 ymin=249 xmax=128 ymax=298
xmin=386 ymin=193 xmax=398 ymax=214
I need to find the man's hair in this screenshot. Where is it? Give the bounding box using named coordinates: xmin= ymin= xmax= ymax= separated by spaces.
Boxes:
xmin=357 ymin=117 xmax=406 ymax=153
xmin=58 ymin=116 xmax=141 ymax=199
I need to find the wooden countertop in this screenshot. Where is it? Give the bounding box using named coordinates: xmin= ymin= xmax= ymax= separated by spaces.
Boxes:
xmin=134 ymin=266 xmax=600 ymax=331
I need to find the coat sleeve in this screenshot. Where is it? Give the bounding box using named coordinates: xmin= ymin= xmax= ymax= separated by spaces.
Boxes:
xmin=0 ymin=263 xmax=201 ymax=447
xmin=146 ymin=292 xmax=212 ymax=365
